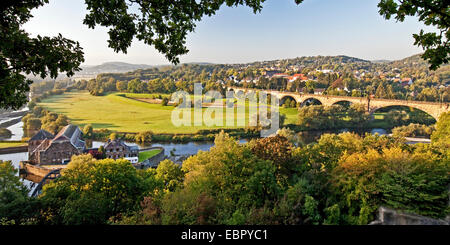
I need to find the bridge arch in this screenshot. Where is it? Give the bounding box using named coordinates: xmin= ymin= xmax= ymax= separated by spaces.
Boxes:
xmin=371 ymin=105 xmax=437 ymax=124
xmin=300 ymin=97 xmax=323 ymax=107
xmin=226 ymin=87 xmax=450 ymax=120
xmin=235 ymin=90 xmax=245 ymax=99
xmin=280 ymin=95 xmax=298 ymax=107
xmin=332 ymin=100 xmax=353 ymax=109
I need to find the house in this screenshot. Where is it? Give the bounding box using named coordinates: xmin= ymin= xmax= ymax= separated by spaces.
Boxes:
xmin=316 ymin=69 xmax=334 ymax=74
xmin=314 ymin=88 xmax=326 ymax=95
xmin=28 ymin=125 xmax=86 ymax=165
xmin=103 ymin=139 xmax=139 ymax=164
xmin=28 ymin=129 xmax=55 ymax=154
xmin=272 ymin=73 xmax=289 ymax=79
xmin=288 ymin=73 xmax=308 ymax=83
xmin=394 ymin=78 xmax=413 ymax=87
xmin=264 ymin=70 xmax=282 ymax=78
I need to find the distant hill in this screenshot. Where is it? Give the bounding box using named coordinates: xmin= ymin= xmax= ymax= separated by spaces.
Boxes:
xmin=79 ymin=62 xmax=153 ymax=74
xmin=28 ymin=53 xmax=449 ymax=83
xmin=388 ymin=53 xmax=428 ymax=67
xmin=372 ymin=59 xmax=391 ymax=63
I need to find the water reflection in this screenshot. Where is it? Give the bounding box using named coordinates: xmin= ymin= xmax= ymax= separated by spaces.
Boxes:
xmin=89 ymin=139 xmax=248 ymax=157
xmin=7 ymin=122 xmax=24 ymax=141
xmin=0 ymin=152 xmax=33 ymax=187
xmin=370 ymin=128 xmax=387 ymax=135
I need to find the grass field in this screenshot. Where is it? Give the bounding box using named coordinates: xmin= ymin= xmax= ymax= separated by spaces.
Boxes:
xmin=38 ymin=91 xmax=299 ymax=133
xmin=0 ymin=142 xmax=27 ymax=148
xmin=138 ymin=149 xmax=162 ymax=162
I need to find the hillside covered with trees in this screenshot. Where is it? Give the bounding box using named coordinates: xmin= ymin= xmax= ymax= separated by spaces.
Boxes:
xmin=72 ymin=54 xmax=450 ymax=103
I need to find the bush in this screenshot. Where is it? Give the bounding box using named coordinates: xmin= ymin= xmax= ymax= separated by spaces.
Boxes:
xmin=26 ymin=118 xmax=42 ymax=130
xmin=161 ymin=97 xmax=169 ymax=106
xmin=135 ymin=131 xmax=153 ymax=143
xmin=392 ymin=123 xmax=435 ymax=138
xmin=27 ymin=101 xmax=36 ymax=110
xmin=331 ymin=147 xmax=450 ymax=224
xmin=0 ymin=128 xmax=12 ymax=139
xmin=83 ymin=124 xmax=94 ymax=138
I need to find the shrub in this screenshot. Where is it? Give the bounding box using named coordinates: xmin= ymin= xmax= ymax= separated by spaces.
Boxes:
xmin=392 ymin=123 xmax=435 ymax=138
xmin=0 ymin=128 xmax=12 ymax=139
xmin=161 ymin=97 xmax=169 ymax=106
xmin=331 ymin=147 xmax=450 ymax=224
xmin=135 ymin=131 xmax=153 ymax=143
xmin=26 ymin=118 xmax=42 ymax=130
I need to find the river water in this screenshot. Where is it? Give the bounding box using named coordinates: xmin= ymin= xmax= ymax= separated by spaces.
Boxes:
xmin=0 ymin=118 xmax=387 ymax=170
xmin=0 ymin=117 xmax=392 ymax=191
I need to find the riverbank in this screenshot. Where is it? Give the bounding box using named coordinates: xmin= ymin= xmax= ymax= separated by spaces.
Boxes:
xmin=0 ymin=109 xmax=28 ymax=128
xmin=0 ymin=141 xmax=28 ymax=154
xmin=89 ymin=127 xmax=261 ymax=143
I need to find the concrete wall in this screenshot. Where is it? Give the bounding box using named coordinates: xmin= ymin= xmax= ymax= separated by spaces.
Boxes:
xmin=20 ymin=162 xmax=54 ymax=179
xmin=369 ymin=207 xmax=449 ymax=225
xmin=136 ymin=147 xmax=165 ymax=169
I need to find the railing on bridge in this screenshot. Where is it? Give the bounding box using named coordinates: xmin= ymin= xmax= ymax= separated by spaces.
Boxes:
xmin=228 ymin=87 xmax=449 ymax=106
xmin=30 ymin=168 xmax=62 ymax=197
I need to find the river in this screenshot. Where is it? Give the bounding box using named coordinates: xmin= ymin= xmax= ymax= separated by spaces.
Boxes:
xmin=0 ymin=116 xmax=388 ymax=169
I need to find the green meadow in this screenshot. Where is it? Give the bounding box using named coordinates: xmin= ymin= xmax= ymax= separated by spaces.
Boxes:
xmin=138 ymin=149 xmax=162 ymax=162
xmin=0 ymin=142 xmax=27 ymax=148
xmin=38 ymin=91 xmax=298 ymax=134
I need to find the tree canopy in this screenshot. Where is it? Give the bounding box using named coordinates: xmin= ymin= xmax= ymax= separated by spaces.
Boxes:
xmin=378 ymin=0 xmax=449 ymax=70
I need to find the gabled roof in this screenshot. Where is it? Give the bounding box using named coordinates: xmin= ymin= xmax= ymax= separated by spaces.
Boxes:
xmin=104 ymin=139 xmax=138 ymax=152
xmin=53 ymin=125 xmax=76 ymax=141
xmin=29 ymin=130 xmax=54 ymax=141
xmin=29 ymin=138 xmax=52 ymax=158
xmin=45 ymin=124 xmax=85 ymax=150
xmin=104 ymin=139 xmax=128 ymax=148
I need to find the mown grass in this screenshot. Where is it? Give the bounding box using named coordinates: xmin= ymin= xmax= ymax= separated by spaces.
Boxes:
xmin=0 ymin=142 xmax=27 ymax=148
xmin=138 ymin=149 xmax=162 ymax=162
xmin=38 ymin=91 xmax=299 ymax=133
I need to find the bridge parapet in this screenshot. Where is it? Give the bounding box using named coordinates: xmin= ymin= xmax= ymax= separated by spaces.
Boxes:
xmin=227 ymin=87 xmax=450 ymax=120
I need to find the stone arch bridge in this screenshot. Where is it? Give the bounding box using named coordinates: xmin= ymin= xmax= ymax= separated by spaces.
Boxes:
xmin=228 ymin=87 xmax=450 ymax=120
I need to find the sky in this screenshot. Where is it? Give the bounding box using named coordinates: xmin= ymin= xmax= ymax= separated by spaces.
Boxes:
xmin=23 ymin=0 xmax=435 ymax=66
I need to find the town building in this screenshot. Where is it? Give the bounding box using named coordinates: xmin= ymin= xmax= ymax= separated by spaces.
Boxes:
xmin=103 ymin=139 xmax=139 ymax=164
xmin=316 ymin=69 xmax=334 ymax=74
xmin=28 ymin=125 xmax=86 ymax=165
xmin=264 ymin=70 xmax=282 ymax=78
xmin=288 ymin=73 xmax=308 ymax=83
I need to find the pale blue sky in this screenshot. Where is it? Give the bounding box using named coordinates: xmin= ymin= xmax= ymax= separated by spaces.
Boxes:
xmin=23 ymin=0 xmax=434 ymax=66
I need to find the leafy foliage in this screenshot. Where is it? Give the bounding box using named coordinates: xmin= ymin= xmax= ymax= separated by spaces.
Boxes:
xmin=83 ymin=0 xmax=304 ymax=64
xmin=40 ymin=154 xmax=159 ymax=224
xmin=297 ymin=104 xmax=370 ymax=130
xmin=0 ymin=131 xmax=448 ymax=225
xmin=431 ymin=111 xmax=450 ymax=148
xmin=378 ymin=0 xmax=449 ymax=70
xmin=392 ymin=123 xmax=435 ymax=138
xmin=0 ymin=0 xmax=84 ymax=110
xmin=0 ymin=160 xmax=40 ymax=224
xmin=332 ymin=147 xmax=450 ymax=223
